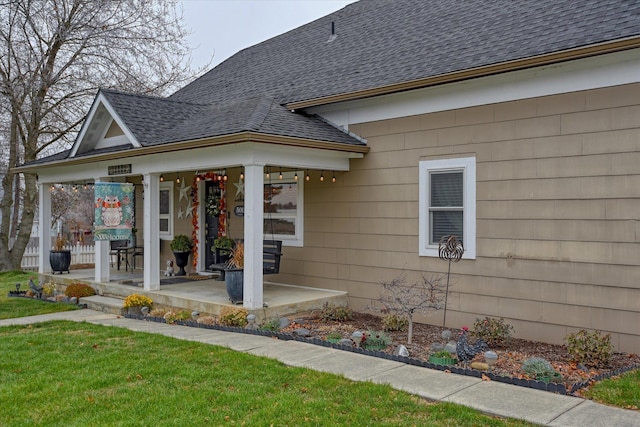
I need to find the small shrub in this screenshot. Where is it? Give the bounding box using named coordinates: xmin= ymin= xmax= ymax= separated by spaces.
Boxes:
xmin=566 ymin=329 xmax=613 ymax=368
xmin=382 ymin=314 xmax=409 ymax=332
xmin=432 ymin=350 xmax=456 ymax=359
xmin=163 ymin=311 xmax=178 ymax=324
xmin=64 ymin=282 xmax=96 ymax=298
xmin=175 ymin=310 xmax=191 ymax=321
xmin=42 ymin=282 xmax=57 ymax=297
xmin=219 ymin=307 xmax=248 ymax=327
xmin=522 ymin=357 xmax=556 ymax=379
xmin=259 ymin=317 xmax=281 ymax=332
xmin=325 ymin=332 xmax=343 ymax=343
xmin=320 ymin=303 xmax=353 ymax=322
xmin=361 ymin=330 xmax=391 ymax=350
xmin=150 ymin=308 xmax=167 ymax=318
xmin=196 ymin=316 xmax=216 ymax=326
xmin=123 ymin=294 xmax=153 ymax=309
xmin=472 ymin=317 xmax=514 ymax=347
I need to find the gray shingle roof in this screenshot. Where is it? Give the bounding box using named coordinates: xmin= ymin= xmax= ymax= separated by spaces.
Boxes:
xmin=102 ymin=89 xmax=363 ymax=146
xmin=170 ymin=0 xmax=640 ymax=106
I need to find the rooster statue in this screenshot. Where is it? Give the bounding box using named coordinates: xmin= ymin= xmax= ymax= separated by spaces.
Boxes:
xmin=456 ymin=326 xmax=488 ymax=368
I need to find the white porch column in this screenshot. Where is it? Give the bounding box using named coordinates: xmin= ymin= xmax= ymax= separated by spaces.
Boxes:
xmin=94 ymin=241 xmax=110 ymax=282
xmin=143 ymin=173 xmax=161 ymax=291
xmin=243 ymin=163 xmax=264 ymax=309
xmin=94 ymin=179 xmax=110 ymax=282
xmin=38 ymin=181 xmax=52 ymax=273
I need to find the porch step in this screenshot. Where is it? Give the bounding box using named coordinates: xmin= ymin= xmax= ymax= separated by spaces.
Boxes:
xmin=81 ymin=295 xmax=125 ymax=315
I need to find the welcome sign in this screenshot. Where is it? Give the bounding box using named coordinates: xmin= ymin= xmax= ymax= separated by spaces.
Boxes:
xmin=94 ymin=182 xmax=135 ymax=241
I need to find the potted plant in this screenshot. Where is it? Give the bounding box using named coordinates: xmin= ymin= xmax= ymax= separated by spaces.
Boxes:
xmin=213 ymin=236 xmax=234 ymax=264
xmin=49 ymin=234 xmax=71 ymax=274
xmin=225 ymin=242 xmax=244 ymax=303
xmin=429 ymin=350 xmax=457 ymax=366
xmin=170 ymin=234 xmax=193 ymax=276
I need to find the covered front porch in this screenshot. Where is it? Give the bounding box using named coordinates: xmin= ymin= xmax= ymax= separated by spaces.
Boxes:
xmin=40 ymin=268 xmax=348 ymax=322
xmin=17 ymin=90 xmax=367 ymax=312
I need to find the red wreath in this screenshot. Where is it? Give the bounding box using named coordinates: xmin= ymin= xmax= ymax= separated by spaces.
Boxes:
xmin=191 ymin=171 xmax=227 ymax=270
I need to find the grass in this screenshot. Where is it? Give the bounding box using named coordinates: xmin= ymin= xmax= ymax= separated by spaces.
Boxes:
xmin=0 ymin=321 xmax=533 ymax=426
xmin=582 ymin=369 xmax=640 ymax=410
xmin=0 ymin=271 xmax=79 ymax=320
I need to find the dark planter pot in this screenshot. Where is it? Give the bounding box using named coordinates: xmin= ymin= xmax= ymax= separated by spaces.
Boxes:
xmin=49 ymin=250 xmax=71 ymax=274
xmin=173 ymin=251 xmax=191 ymax=276
xmin=225 ymin=269 xmax=243 ymax=303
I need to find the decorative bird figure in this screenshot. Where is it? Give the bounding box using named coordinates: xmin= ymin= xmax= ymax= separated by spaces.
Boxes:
xmin=456 ymin=326 xmax=488 ymax=368
xmin=28 ymin=278 xmax=43 ymax=298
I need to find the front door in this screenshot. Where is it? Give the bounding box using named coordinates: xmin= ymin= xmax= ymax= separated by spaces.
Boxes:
xmin=204 ymin=180 xmax=220 ymax=270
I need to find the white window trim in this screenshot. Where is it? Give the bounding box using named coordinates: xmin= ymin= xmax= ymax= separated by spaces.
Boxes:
xmin=419 ymin=157 xmax=476 ymax=259
xmin=264 ymin=171 xmax=304 ymax=247
xmin=159 ymin=181 xmax=174 ymax=240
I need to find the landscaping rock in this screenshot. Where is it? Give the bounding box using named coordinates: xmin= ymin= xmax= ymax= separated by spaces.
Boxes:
xmin=338 ymin=339 xmax=353 ymax=347
xmin=470 ymin=361 xmax=489 ymax=371
xmin=279 ymin=317 xmax=290 ymax=329
xmin=394 ymin=345 xmax=409 ymax=357
xmin=293 ymin=328 xmax=311 ymax=337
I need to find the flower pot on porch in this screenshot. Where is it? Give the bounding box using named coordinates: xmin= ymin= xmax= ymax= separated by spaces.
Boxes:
xmin=49 ymin=250 xmax=71 ymax=274
xmin=173 ymin=251 xmax=190 ymax=276
xmin=225 ymin=269 xmax=243 ymax=304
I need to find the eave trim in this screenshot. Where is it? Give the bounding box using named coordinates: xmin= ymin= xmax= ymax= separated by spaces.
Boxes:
xmin=286 ymin=37 xmax=640 ymax=110
xmin=12 ymin=132 xmax=369 ymax=174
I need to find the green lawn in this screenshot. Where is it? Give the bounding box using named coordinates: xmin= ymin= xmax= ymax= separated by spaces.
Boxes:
xmin=0 ymin=271 xmax=78 ymax=319
xmin=582 ymin=369 xmax=640 ymax=410
xmin=0 ymin=321 xmax=533 ymax=426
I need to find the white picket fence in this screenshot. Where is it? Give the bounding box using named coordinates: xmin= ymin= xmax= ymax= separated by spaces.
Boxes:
xmin=21 ymin=243 xmax=96 ymax=271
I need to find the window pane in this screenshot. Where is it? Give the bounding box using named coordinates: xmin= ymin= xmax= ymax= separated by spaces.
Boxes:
xmin=431 ymin=172 xmax=463 ymax=207
xmin=264 ymin=218 xmax=296 ymax=236
xmin=159 ymin=190 xmax=170 ymax=215
xmin=159 ymin=218 xmax=169 ymax=233
xmin=430 ymin=211 xmax=463 ymax=244
xmin=265 ymin=183 xmax=297 ymax=213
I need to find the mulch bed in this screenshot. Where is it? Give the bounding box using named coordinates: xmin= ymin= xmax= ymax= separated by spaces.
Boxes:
xmin=281 ymin=311 xmax=640 ymax=396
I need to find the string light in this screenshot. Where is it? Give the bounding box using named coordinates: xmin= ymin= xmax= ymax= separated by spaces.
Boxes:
xmin=240 ymin=167 xmax=244 ymax=180
xmin=176 ymin=176 xmax=181 ymax=184
xmin=305 ymin=170 xmax=310 ymax=181
xmin=265 ymin=167 xmax=270 ymax=179
xmin=279 ymin=168 xmax=283 ymax=180
xmin=160 ymin=175 xmax=164 ymax=182
xmin=320 ymin=171 xmax=324 ymax=182
xmin=294 ymin=172 xmax=298 ymax=181
xmin=332 ymin=171 xmax=336 ymax=183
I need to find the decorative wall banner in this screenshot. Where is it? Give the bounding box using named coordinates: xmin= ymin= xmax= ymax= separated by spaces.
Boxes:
xmin=94 ymin=182 xmax=135 ymax=241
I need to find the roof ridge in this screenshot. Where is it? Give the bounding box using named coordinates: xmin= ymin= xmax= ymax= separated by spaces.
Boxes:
xmin=99 ymin=88 xmax=208 ymax=107
xmin=246 ymin=97 xmax=277 ymax=131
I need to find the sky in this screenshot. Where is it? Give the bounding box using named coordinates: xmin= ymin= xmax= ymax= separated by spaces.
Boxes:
xmin=180 ymin=0 xmax=357 ymax=71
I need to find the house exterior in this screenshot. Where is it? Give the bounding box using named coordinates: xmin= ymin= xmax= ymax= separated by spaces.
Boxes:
xmin=15 ymin=1 xmax=640 ymax=353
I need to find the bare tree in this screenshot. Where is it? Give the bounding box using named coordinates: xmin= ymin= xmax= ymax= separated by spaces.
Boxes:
xmin=0 ymin=0 xmax=206 ymax=270
xmin=374 ymin=274 xmax=447 ymax=344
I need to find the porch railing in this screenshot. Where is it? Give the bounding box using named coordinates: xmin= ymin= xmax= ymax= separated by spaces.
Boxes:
xmin=21 ymin=243 xmax=96 ymax=271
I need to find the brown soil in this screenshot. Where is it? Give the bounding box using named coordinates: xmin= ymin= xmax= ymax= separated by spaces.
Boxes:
xmin=283 ymin=311 xmax=640 ymax=395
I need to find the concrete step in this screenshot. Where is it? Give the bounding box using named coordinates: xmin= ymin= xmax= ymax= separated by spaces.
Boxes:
xmin=81 ymin=295 xmax=125 ymax=315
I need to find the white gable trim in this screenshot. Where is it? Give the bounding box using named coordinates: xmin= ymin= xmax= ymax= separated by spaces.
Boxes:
xmin=69 ymin=92 xmax=142 ymax=157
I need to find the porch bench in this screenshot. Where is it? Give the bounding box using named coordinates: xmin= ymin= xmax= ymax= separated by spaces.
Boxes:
xmin=209 ymin=240 xmax=282 ymax=281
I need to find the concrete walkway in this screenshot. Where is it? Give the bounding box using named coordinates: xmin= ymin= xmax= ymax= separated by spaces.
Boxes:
xmin=2 ymin=309 xmax=639 ymax=426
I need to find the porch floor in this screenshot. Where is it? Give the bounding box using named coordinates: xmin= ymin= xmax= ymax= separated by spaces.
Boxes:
xmin=41 ymin=268 xmax=348 ymax=322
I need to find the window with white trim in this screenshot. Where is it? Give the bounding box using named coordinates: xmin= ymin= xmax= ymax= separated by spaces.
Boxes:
xmin=264 ymin=172 xmax=304 ymax=247
xmin=159 ymin=182 xmax=174 ymax=239
xmin=419 ymin=157 xmax=476 ymax=258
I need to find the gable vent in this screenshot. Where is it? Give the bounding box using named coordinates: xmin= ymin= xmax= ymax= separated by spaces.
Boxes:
xmin=108 ymin=164 xmax=132 ymax=175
